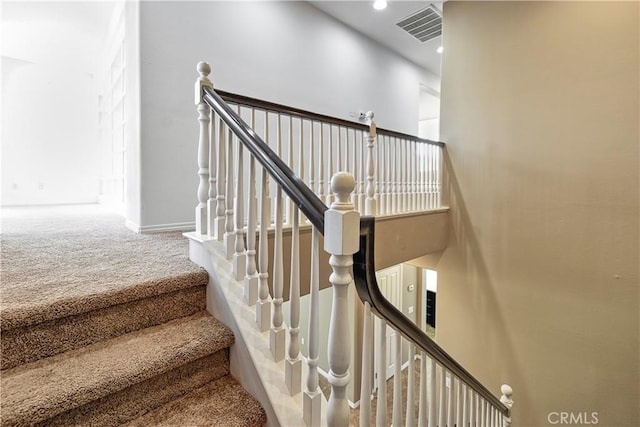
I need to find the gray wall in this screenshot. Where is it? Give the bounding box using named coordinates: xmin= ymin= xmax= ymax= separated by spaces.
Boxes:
xmin=133 ymin=1 xmax=434 ymax=229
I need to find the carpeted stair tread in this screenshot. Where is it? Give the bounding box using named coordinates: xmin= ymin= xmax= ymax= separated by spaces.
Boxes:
xmin=0 ymin=312 xmax=234 ymax=427
xmin=124 ymin=375 xmax=267 ymax=427
xmin=1 ymin=285 xmax=206 ymax=370
xmin=41 ymin=352 xmax=231 ymax=427
xmin=1 ymin=205 xmax=210 ymax=331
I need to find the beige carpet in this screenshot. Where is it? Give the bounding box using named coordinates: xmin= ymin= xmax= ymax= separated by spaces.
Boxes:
xmin=0 ymin=205 xmax=267 ymax=426
xmin=0 ymin=205 xmax=208 ymax=329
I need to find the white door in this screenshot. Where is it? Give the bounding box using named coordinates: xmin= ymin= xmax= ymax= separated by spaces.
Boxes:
xmin=374 ymin=265 xmax=402 ymax=383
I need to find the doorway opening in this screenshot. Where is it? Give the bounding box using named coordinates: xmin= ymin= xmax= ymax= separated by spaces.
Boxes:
xmin=422 ymin=268 xmax=438 ymax=340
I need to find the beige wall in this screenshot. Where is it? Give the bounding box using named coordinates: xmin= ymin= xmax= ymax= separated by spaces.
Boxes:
xmin=439 ymin=2 xmax=639 ymax=426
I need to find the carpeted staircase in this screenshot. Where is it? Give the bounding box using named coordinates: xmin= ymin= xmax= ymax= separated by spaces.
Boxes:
xmin=0 ymin=206 xmax=267 ymax=426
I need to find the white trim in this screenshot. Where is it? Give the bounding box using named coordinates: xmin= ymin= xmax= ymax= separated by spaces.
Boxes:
xmin=126 ymin=220 xmax=196 ymax=234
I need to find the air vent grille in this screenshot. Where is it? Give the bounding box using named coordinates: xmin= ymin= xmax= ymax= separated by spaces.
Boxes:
xmin=396 ymin=4 xmax=442 ymax=43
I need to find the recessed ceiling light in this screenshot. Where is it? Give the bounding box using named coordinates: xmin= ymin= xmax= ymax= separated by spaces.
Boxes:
xmin=437 ymin=46 xmax=444 ymax=54
xmin=373 ymin=0 xmax=387 ymax=10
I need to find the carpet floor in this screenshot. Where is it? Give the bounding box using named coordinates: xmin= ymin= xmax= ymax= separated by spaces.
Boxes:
xmin=0 ymin=205 xmax=266 ymax=426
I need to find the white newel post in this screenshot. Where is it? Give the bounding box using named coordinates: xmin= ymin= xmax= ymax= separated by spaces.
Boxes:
xmin=500 ymin=384 xmax=514 ymax=427
xmin=194 ymin=62 xmax=213 ymax=235
xmin=365 ymin=112 xmax=377 ymax=216
xmin=324 ymin=172 xmax=359 ymax=427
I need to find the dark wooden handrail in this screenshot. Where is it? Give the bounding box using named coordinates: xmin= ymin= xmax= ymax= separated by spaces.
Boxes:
xmin=203 ymin=85 xmax=508 ymax=418
xmin=203 ymin=86 xmax=327 ymax=231
xmin=216 ymin=89 xmax=444 ymax=147
xmin=353 ymin=216 xmax=510 ymax=416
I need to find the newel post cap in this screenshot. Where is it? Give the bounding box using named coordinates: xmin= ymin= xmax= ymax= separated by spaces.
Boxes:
xmin=500 ymin=384 xmax=514 ymax=408
xmin=324 ymin=173 xmax=359 ymax=256
xmin=195 ymin=61 xmax=213 ymax=105
xmin=365 ymin=111 xmax=376 ymax=137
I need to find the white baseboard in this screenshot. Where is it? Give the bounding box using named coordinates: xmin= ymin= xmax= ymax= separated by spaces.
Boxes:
xmin=125 ymin=220 xmax=195 ymax=234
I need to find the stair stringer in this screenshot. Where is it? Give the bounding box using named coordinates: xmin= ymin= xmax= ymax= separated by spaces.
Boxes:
xmin=186 ymin=232 xmax=328 ymax=427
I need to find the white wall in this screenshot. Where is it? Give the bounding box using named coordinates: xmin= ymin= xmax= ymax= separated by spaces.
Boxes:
xmin=134 ymin=0 xmax=431 ymax=228
xmin=1 ymin=8 xmax=103 ymax=206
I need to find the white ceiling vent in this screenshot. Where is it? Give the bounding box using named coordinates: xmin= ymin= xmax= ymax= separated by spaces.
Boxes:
xmin=396 ymin=4 xmax=442 ymax=43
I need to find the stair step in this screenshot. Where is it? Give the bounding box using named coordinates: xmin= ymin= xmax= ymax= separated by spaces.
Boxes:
xmin=1 ymin=284 xmax=206 ymax=370
xmin=0 ymin=312 xmax=234 ymax=427
xmin=124 ymin=375 xmax=267 ymax=427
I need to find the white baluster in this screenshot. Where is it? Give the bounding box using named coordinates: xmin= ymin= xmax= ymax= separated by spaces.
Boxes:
xmin=470 ymin=390 xmax=475 ymax=427
xmin=207 ymin=112 xmax=217 ymax=237
xmin=350 ymin=129 xmax=358 ymax=210
xmin=337 ymin=126 xmax=343 ymax=172
xmin=430 ymin=145 xmax=436 ymax=209
xmin=377 ymin=134 xmax=385 ymax=215
xmin=318 ymin=124 xmax=325 ymax=202
xmin=447 ymin=372 xmax=453 ymax=427
xmin=438 ymin=368 xmax=446 ymax=427
xmin=304 ymin=226 xmax=321 ymax=427
xmin=244 ymin=150 xmax=258 ymax=305
xmin=418 ymin=353 xmax=428 ymax=427
xmin=456 ymin=379 xmax=462 ymax=427
xmin=286 ymin=206 xmax=301 ymax=394
xmin=298 ymin=118 xmax=307 ymax=224
xmin=480 ymin=398 xmax=486 ymax=427
xmin=421 ymin=143 xmax=427 ymax=210
xmin=224 ymin=116 xmax=235 ymax=258
xmin=232 ymin=130 xmax=246 ymax=280
xmin=462 ymin=384 xmax=468 ymax=427
xmin=384 ymin=136 xmax=395 ymax=215
xmin=376 ymin=316 xmax=387 ymax=427
xmin=436 ymin=145 xmax=443 ymax=208
xmin=392 ymin=331 xmax=402 ymax=427
xmin=326 ymin=125 xmax=333 ymax=206
xmin=287 ymin=116 xmax=294 ymax=225
xmin=428 ymin=358 xmax=436 ymax=427
xmin=213 ymin=113 xmax=226 ymax=239
xmin=391 ymin=137 xmax=398 ymax=214
xmin=325 ymin=172 xmax=359 ymax=427
xmin=359 ymin=301 xmax=373 ymax=427
xmin=500 ymin=384 xmax=514 ymax=427
xmin=365 ymin=112 xmax=377 ymax=216
xmin=411 ymin=140 xmax=417 ymax=211
xmin=398 ymin=138 xmax=404 ymax=212
xmin=194 ymin=62 xmax=212 ymax=235
xmin=358 ymin=130 xmax=365 ymax=213
xmin=486 ymin=400 xmax=491 ymax=427
xmin=263 ymin=112 xmax=272 ymax=227
xmin=270 ymin=184 xmax=285 ymax=361
xmin=406 ymin=344 xmax=416 ymax=427
xmin=256 ymin=168 xmax=271 ymax=332
xmin=309 ymin=122 xmax=315 ymax=207
xmin=491 ymin=405 xmax=495 ymax=427
xmin=476 ymin=393 xmax=481 ymax=427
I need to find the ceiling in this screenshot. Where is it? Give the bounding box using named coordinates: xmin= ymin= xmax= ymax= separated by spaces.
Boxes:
xmin=309 ymin=1 xmax=443 ymax=75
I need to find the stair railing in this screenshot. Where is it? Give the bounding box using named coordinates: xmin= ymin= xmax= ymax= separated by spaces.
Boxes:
xmin=207 ymin=89 xmax=444 ymax=220
xmin=194 ymin=61 xmax=513 ymax=426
